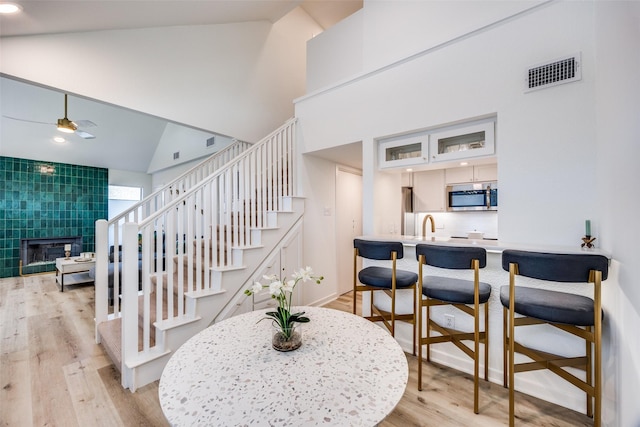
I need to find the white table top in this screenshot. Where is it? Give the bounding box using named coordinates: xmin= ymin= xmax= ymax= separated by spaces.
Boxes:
xmin=159 ymin=306 xmax=408 ymax=426
xmin=55 ymin=256 xmax=95 ymax=272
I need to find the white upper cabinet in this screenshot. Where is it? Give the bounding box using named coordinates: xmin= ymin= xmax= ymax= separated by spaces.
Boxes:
xmin=378 ymin=116 xmax=496 ymax=170
xmin=445 ymin=164 xmax=497 ymax=184
xmin=473 ymin=163 xmax=498 ymax=182
xmin=429 ymin=119 xmax=495 ymax=163
xmin=378 ymin=131 xmax=428 ymax=169
xmin=413 ymin=169 xmax=446 ymax=212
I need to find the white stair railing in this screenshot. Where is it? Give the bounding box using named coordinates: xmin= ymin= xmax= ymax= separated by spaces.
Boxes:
xmin=99 ymin=139 xmax=251 ymax=317
xmin=95 ymin=119 xmax=297 ymax=384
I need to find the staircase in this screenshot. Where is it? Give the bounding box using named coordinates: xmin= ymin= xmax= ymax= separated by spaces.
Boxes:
xmin=93 ymin=118 xmax=301 ymax=391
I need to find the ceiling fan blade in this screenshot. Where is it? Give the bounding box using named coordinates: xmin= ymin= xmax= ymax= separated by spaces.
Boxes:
xmin=75 ymin=130 xmax=95 ymax=139
xmin=2 ymin=115 xmax=54 ymax=125
xmin=73 ymin=119 xmax=97 ymax=128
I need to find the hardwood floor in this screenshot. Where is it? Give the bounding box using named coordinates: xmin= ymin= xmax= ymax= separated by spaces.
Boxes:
xmin=0 ymin=274 xmax=593 ymax=426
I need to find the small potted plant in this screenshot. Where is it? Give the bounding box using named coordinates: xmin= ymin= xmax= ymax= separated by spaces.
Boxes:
xmin=245 ymin=266 xmax=323 ymax=351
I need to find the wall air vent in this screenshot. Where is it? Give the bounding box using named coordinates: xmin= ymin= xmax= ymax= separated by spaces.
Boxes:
xmin=525 ymin=53 xmax=581 ymax=92
xmin=206 ymin=136 xmax=216 ymax=147
xmin=173 ymin=151 xmax=180 ymax=160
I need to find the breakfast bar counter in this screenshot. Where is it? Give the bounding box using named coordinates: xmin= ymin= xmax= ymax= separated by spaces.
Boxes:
xmin=361 ymin=234 xmax=610 ymax=257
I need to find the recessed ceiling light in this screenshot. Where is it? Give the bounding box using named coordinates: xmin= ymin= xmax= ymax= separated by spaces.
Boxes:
xmin=0 ymin=3 xmax=23 ymax=14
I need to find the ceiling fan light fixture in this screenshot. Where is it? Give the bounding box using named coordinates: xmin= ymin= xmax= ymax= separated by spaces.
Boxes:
xmin=57 ymin=117 xmax=77 ymax=133
xmin=0 ymin=2 xmax=22 ymax=14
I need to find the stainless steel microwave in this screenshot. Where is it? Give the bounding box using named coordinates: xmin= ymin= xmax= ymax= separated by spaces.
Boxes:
xmin=446 ymin=182 xmax=497 ymax=211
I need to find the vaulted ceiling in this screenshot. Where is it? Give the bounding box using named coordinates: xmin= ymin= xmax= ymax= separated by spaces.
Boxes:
xmin=0 ymin=0 xmax=362 ymax=37
xmin=0 ymin=0 xmax=362 ymax=172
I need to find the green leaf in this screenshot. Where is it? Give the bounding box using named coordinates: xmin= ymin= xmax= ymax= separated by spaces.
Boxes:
xmin=288 ymin=314 xmax=310 ymax=323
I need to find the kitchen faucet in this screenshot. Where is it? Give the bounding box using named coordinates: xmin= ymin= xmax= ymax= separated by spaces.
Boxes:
xmin=422 ymin=214 xmax=435 ymax=238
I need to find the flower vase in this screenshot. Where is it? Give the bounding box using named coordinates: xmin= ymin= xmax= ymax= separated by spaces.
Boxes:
xmin=272 ymin=321 xmax=302 ymax=352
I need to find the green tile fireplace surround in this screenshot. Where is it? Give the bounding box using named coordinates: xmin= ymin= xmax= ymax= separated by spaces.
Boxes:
xmin=0 ymin=156 xmax=108 ymax=278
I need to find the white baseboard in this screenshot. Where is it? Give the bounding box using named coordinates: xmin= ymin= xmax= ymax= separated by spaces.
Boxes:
xmin=308 ymin=292 xmax=339 ymax=308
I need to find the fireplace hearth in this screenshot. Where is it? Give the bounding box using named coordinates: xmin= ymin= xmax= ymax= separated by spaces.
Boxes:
xmin=20 ymin=237 xmax=83 ymax=268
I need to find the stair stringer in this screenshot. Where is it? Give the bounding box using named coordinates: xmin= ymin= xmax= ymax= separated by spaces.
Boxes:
xmin=122 ymin=196 xmax=304 ymax=391
xmin=210 ymin=212 xmax=304 ymax=325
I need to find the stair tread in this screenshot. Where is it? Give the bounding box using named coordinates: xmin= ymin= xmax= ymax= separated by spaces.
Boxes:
xmin=98 ymin=316 xmax=151 ymax=358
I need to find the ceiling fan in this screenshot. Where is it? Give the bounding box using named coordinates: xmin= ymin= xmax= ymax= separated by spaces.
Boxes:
xmin=3 ymin=93 xmax=97 ymax=139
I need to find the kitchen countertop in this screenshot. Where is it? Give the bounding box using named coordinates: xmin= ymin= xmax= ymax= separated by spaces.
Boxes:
xmin=358 ymin=234 xmax=611 ymax=258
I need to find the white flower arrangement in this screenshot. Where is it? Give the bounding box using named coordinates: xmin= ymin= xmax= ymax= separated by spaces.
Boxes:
xmin=245 ymin=266 xmax=324 ymax=339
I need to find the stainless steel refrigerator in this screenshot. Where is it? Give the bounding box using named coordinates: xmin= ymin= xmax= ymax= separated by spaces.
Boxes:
xmin=401 ymin=186 xmax=415 ymax=236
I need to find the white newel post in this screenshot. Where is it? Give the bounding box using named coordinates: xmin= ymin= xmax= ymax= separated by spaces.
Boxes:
xmin=95 ymin=219 xmax=109 ymax=343
xmin=121 ymin=222 xmax=139 ymax=389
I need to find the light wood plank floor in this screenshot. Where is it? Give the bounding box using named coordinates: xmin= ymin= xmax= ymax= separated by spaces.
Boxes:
xmin=0 ymin=274 xmax=593 ymax=426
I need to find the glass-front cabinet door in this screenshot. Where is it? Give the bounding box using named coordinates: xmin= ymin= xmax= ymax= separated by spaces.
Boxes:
xmin=429 ymin=119 xmax=495 ymax=163
xmin=379 ymin=132 xmax=428 ymax=169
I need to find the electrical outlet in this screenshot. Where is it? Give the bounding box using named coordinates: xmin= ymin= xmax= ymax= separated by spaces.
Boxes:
xmin=444 ymin=314 xmax=455 ymax=329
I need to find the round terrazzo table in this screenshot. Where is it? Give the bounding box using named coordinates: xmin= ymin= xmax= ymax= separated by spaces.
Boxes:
xmin=158 ymin=306 xmax=408 ymax=426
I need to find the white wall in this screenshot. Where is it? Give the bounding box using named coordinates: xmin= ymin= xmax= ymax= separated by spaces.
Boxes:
xmin=108 ymin=169 xmax=153 ymax=198
xmin=299 ymin=1 xmax=597 ymax=246
xmin=296 ymin=1 xmax=640 ymax=424
xmin=147 ymin=123 xmax=232 ymax=174
xmin=411 ymin=212 xmax=498 ymax=240
xmin=594 ymin=2 xmax=640 ymax=426
xmin=361 ymin=0 xmax=546 ymax=71
xmin=305 ymin=0 xmax=547 ymax=92
xmin=0 ymin=7 xmax=322 ymax=143
xmin=151 ymin=157 xmax=204 ymax=192
xmin=306 ymin=10 xmax=364 ymax=93
xmin=298 ymin=154 xmax=339 ymax=306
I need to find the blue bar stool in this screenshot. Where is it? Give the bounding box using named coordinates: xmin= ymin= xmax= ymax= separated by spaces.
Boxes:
xmin=501 ymin=250 xmax=609 ymax=427
xmin=415 ymin=243 xmax=491 ymax=414
xmin=353 ymin=239 xmax=418 ymax=352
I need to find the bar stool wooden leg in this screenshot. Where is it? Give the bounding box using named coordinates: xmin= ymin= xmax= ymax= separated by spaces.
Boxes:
xmin=503 ymin=306 xmax=508 ymax=388
xmin=412 ymin=282 xmax=417 ymax=356
xmin=586 ymin=325 xmax=593 ymax=418
xmin=417 ymin=303 xmax=424 ymax=390
xmin=473 ymin=259 xmax=480 ymax=414
xmin=594 ymin=270 xmax=602 ymax=427
xmin=508 ymin=263 xmax=516 ymax=427
xmin=353 ymin=248 xmax=358 ymax=315
xmin=484 ymin=301 xmax=489 ymax=381
xmin=426 ymin=301 xmax=432 ymax=362
xmin=417 ymin=257 xmax=424 ymax=391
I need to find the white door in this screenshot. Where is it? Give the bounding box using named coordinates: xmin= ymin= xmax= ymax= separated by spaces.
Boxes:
xmin=336 ymin=168 xmax=363 ymax=295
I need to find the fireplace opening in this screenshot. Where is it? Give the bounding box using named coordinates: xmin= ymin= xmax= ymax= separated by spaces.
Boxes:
xmin=20 ymin=237 xmax=83 ymax=267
